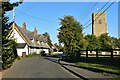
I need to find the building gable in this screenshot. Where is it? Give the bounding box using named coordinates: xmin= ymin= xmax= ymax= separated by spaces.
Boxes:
xmin=10 ymin=28 xmax=26 ymax=43
xmin=9 ymin=23 xmax=50 ymax=49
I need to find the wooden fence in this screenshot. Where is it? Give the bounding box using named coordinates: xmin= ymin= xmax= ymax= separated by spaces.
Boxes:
xmin=73 ymin=49 xmax=120 ymax=58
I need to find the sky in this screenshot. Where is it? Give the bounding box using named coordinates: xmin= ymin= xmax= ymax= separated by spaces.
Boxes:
xmin=6 ymin=1 xmax=118 ymax=44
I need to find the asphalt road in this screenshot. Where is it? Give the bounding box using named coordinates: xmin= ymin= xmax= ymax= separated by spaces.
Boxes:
xmin=3 ymin=56 xmax=79 ymax=78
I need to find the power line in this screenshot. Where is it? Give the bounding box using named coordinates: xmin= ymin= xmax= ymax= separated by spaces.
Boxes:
xmin=16 ymin=9 xmax=55 ymax=23
xmin=16 ymin=4 xmax=39 ymax=17
xmin=80 ymin=0 xmax=99 ymax=20
xmin=77 ymin=0 xmax=93 ymax=18
xmin=83 ymin=0 xmax=116 ymax=29
xmin=83 ymin=0 xmax=111 ymax=26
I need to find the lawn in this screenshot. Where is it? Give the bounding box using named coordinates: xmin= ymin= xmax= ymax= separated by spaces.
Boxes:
xmin=76 ymin=57 xmax=120 ymax=78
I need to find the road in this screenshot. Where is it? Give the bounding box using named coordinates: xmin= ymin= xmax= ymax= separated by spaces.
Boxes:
xmin=2 ymin=56 xmax=79 ymax=78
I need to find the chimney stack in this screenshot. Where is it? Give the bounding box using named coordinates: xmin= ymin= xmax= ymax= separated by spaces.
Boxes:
xmin=22 ymin=22 xmax=26 ymax=29
xmin=34 ymin=27 xmax=37 ymax=35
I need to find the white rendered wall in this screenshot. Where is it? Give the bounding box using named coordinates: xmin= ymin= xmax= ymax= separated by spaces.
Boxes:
xmin=43 ymin=49 xmax=49 ymax=54
xmin=29 ymin=48 xmax=49 ymax=54
xmin=10 ymin=29 xmax=29 ymax=56
xmin=14 ymin=30 xmax=25 ymax=43
xmin=17 ymin=44 xmax=29 ymax=56
xmin=10 ymin=28 xmax=50 ymax=55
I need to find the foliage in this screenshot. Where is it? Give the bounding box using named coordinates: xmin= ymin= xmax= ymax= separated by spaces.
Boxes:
xmin=42 ymin=32 xmax=53 ymax=48
xmin=116 ymin=38 xmax=120 ymax=48
xmin=98 ymin=33 xmax=112 ymax=50
xmin=27 ymin=52 xmax=39 ymax=58
xmin=111 ymin=37 xmax=118 ymax=49
xmin=84 ymin=34 xmax=101 ymax=50
xmin=2 ymin=39 xmax=17 ymax=69
xmin=76 ymin=57 xmax=120 ymax=78
xmin=54 ymin=43 xmax=63 ymax=52
xmin=84 ymin=33 xmax=114 ymax=51
xmin=40 ymin=51 xmax=46 ymax=56
xmin=2 ymin=1 xmax=22 ymax=69
xmin=58 ymin=16 xmax=85 ymax=59
xmin=111 ymin=37 xmax=120 ymax=49
xmin=48 ymin=48 xmax=53 ymax=55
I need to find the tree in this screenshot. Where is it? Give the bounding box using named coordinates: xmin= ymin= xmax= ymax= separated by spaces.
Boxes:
xmin=111 ymin=37 xmax=120 ymax=49
xmin=2 ymin=1 xmax=22 ymax=69
xmin=54 ymin=43 xmax=63 ymax=52
xmin=58 ymin=16 xmax=85 ymax=60
xmin=84 ymin=34 xmax=101 ymax=50
xmin=111 ymin=37 xmax=118 ymax=49
xmin=99 ymin=33 xmax=112 ymax=50
xmin=42 ymin=32 xmax=53 ymax=48
xmin=116 ymin=38 xmax=120 ymax=48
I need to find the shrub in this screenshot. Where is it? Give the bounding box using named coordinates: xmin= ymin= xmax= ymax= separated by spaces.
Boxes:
xmin=40 ymin=51 xmax=46 ymax=56
xmin=27 ymin=52 xmax=38 ymax=57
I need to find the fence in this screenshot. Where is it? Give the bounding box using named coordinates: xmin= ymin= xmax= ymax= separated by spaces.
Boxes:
xmin=78 ymin=49 xmax=120 ymax=58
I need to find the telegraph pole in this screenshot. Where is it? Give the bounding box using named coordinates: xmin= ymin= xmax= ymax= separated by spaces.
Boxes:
xmin=12 ymin=7 xmax=15 ymax=27
xmin=12 ymin=7 xmax=15 ymax=38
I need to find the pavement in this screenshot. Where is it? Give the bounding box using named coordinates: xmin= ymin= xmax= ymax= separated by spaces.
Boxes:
xmin=44 ymin=56 xmax=114 ymax=80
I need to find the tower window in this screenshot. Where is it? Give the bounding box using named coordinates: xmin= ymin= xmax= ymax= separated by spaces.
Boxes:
xmin=98 ymin=19 xmax=102 ymax=24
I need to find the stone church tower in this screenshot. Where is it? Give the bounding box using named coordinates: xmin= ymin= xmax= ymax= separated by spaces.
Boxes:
xmin=92 ymin=12 xmax=108 ymax=36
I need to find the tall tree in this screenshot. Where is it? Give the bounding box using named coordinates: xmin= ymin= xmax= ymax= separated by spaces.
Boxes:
xmin=2 ymin=1 xmax=22 ymax=69
xmin=58 ymin=16 xmax=85 ymax=59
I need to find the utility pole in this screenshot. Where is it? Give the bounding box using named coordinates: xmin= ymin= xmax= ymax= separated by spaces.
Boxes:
xmin=12 ymin=7 xmax=15 ymax=38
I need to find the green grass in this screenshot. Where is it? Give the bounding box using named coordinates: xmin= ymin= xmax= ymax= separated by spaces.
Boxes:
xmin=76 ymin=57 xmax=120 ymax=78
xmin=27 ymin=53 xmax=40 ymax=58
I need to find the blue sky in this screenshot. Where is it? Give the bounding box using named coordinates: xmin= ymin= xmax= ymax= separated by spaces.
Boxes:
xmin=6 ymin=2 xmax=118 ymax=44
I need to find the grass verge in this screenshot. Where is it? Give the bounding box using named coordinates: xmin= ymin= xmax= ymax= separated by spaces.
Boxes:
xmin=76 ymin=57 xmax=120 ymax=78
xmin=27 ymin=53 xmax=39 ymax=58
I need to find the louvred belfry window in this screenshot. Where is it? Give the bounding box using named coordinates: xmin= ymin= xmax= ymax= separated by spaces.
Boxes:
xmin=98 ymin=19 xmax=102 ymax=24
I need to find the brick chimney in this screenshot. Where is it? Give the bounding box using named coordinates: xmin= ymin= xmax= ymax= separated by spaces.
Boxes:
xmin=22 ymin=22 xmax=26 ymax=29
xmin=34 ymin=27 xmax=37 ymax=35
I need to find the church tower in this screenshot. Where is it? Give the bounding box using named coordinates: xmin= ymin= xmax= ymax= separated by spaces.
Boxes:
xmin=92 ymin=12 xmax=108 ymax=36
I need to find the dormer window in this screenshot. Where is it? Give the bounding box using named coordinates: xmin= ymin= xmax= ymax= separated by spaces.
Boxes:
xmin=45 ymin=42 xmax=48 ymax=45
xmin=41 ymin=41 xmax=44 ymax=45
xmin=39 ymin=41 xmax=42 ymax=45
xmin=37 ymin=40 xmax=40 ymax=44
xmin=30 ymin=38 xmax=34 ymax=43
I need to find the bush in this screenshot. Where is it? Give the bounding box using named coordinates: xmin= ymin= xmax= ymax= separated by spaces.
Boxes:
xmin=40 ymin=51 xmax=46 ymax=56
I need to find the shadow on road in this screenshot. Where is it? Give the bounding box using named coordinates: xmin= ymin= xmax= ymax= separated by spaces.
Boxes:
xmin=44 ymin=54 xmax=120 ymax=77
